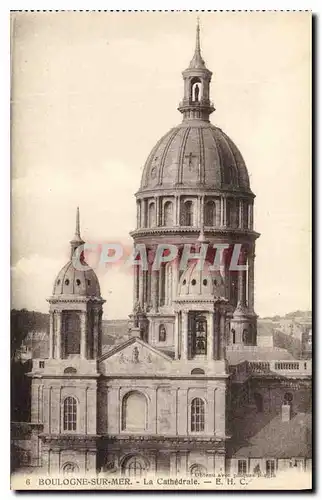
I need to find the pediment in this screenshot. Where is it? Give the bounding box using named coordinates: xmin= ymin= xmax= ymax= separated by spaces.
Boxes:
xmin=99 ymin=337 xmax=172 ymax=375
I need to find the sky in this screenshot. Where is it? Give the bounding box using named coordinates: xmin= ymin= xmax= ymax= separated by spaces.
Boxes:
xmin=11 ymin=11 xmax=312 ymax=319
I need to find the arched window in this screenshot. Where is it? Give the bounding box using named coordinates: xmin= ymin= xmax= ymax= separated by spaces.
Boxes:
xmin=190 ymin=77 xmax=202 ymax=102
xmin=63 ymin=397 xmax=77 ymax=431
xmin=159 ymin=324 xmax=166 ymax=342
xmin=205 ymin=201 xmax=216 ymax=226
xmin=191 ymin=368 xmax=205 ymax=375
xmin=226 ymin=199 xmax=239 ymax=229
xmin=148 ymin=202 xmax=156 ymax=227
xmin=63 ymin=311 xmax=81 ymax=356
xmin=163 ymin=201 xmax=173 ymax=226
xmin=191 ymin=398 xmax=205 ymax=432
xmin=181 ymin=201 xmax=193 ymax=226
xmin=122 ymin=391 xmax=147 ymax=431
xmin=242 ymin=329 xmax=248 ymax=345
xmin=231 ymin=328 xmax=236 ymax=344
xmin=62 ymin=462 xmax=79 ymax=474
xmin=64 ymin=367 xmax=77 ymax=374
xmin=165 ymin=261 xmax=173 ymax=305
xmin=190 ymin=464 xmax=207 ymax=476
xmin=284 ymin=392 xmax=293 ymax=404
xmin=254 ymin=393 xmax=263 ymax=413
xmin=122 ymin=455 xmax=148 ymax=477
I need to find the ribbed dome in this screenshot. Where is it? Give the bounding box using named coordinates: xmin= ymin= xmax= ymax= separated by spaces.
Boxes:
xmin=178 ymin=260 xmax=225 ymax=299
xmin=139 ymin=121 xmax=251 ymax=193
xmin=52 ymin=261 xmax=101 ymax=297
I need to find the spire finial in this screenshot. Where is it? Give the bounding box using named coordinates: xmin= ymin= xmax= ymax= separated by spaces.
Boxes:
xmin=70 ymin=207 xmax=84 ymax=259
xmin=75 ymin=206 xmax=81 ymax=238
xmin=195 ymin=17 xmax=201 ymax=55
xmin=189 ymin=18 xmax=206 ymax=69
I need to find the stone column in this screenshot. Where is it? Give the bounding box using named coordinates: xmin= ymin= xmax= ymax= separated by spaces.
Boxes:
xmin=238 ymin=200 xmax=243 ymax=229
xmin=223 ymin=197 xmax=227 ymax=227
xmin=207 ymin=311 xmax=214 ymax=361
xmin=206 ymin=452 xmax=215 ymax=473
xmin=151 ymin=270 xmax=159 ymax=312
xmin=139 ymin=268 xmax=144 ymax=306
xmin=141 ymin=199 xmax=146 ymax=228
xmin=248 ymin=202 xmax=253 ymax=230
xmin=173 ymin=196 xmax=178 ymax=226
xmin=237 ymin=248 xmax=247 ymax=306
xmin=248 ymin=249 xmax=255 ymax=313
xmin=174 ymin=313 xmax=179 ymax=359
xmin=136 ymin=201 xmax=140 ymax=228
xmin=177 ymin=312 xmax=182 ymax=359
xmin=56 ymin=311 xmax=62 ymax=359
xmin=93 ymin=310 xmax=100 ymax=358
xmin=80 ymin=311 xmax=87 ymax=359
xmin=97 ymin=310 xmax=103 ymax=357
xmin=219 ymin=310 xmax=226 ymax=360
xmin=155 ymin=196 xmax=159 ymax=226
xmin=214 ymin=454 xmax=226 ymax=475
xmin=170 ymin=452 xmax=178 ymax=475
xmin=49 ymin=312 xmax=54 ymax=359
xmin=176 ymin=196 xmax=181 ymax=226
xmin=214 ymin=311 xmax=220 ymax=360
xmin=214 ymin=386 xmax=226 ymax=437
xmin=220 ymin=197 xmax=224 ymax=227
xmin=133 ymin=265 xmax=139 ymax=306
xmin=181 ymin=311 xmax=188 ymax=360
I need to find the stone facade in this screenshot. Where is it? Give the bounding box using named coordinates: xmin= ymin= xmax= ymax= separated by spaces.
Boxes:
xmin=19 ymin=22 xmax=312 ymax=478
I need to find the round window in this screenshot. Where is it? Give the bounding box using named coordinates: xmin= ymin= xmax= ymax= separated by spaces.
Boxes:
xmin=57 ymin=279 xmax=61 ymax=285
xmin=76 ymin=279 xmax=81 ymax=286
xmin=203 ymin=279 xmax=207 ymax=286
xmin=183 ymin=279 xmax=186 ymax=285
xmin=65 ymin=279 xmax=69 ymax=286
xmin=191 ymin=279 xmax=196 ymax=286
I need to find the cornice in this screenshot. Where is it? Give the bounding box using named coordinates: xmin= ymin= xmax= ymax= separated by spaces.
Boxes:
xmin=47 ymin=296 xmax=105 ymax=305
xmin=131 ymin=226 xmax=260 ymax=240
xmin=103 ymin=434 xmax=228 ymax=445
xmin=135 ymin=188 xmax=255 ymax=199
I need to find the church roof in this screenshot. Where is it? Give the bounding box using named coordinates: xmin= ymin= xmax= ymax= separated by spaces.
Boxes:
xmin=51 ymin=208 xmax=101 ymax=299
xmin=177 ymin=260 xmax=226 ymax=299
xmin=139 ymin=122 xmax=251 ymax=194
xmin=52 ymin=260 xmax=101 ymax=297
xmin=138 ymin=22 xmax=252 ymax=196
xmin=227 ymin=409 xmax=312 ymax=458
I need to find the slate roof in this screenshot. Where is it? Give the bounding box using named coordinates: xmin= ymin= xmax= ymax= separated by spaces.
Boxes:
xmin=227 ymin=408 xmax=312 ymax=458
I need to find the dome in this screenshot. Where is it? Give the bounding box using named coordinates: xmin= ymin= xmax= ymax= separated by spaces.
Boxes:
xmin=178 ymin=260 xmax=225 ymax=299
xmin=52 ymin=260 xmax=101 ymax=297
xmin=139 ymin=121 xmax=251 ymax=193
xmin=51 ymin=207 xmax=101 ymax=298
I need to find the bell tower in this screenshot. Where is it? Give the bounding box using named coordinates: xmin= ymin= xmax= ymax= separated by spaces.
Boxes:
xmin=29 ymin=209 xmax=105 ymax=474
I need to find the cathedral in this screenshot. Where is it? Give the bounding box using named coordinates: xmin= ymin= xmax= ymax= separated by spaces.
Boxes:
xmin=23 ymin=23 xmax=311 ymax=478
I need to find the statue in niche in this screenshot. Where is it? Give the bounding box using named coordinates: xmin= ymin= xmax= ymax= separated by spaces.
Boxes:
xmin=132 ymin=346 xmax=139 ymax=363
xmin=194 ymin=83 xmax=200 ymax=102
xmin=159 ymin=325 xmax=166 ymax=342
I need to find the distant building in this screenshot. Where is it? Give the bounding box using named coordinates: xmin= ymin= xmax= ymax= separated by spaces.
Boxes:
xmin=273 ymin=317 xmax=312 ymax=359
